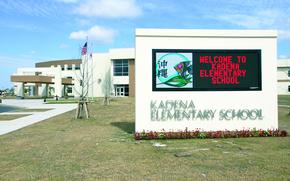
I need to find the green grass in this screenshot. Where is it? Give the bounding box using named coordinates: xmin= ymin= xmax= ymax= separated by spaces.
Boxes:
xmin=0 ymin=114 xmax=31 ymax=121
xmin=46 ymin=99 xmax=79 ymax=104
xmin=278 ymin=95 xmax=290 ymax=105
xmin=14 ymin=108 xmax=52 ymax=112
xmin=0 ymin=97 xmax=289 ymax=180
xmin=0 ymin=96 xmax=16 ymax=99
xmin=46 ymin=97 xmax=102 ymax=104
xmin=3 ymin=96 xmax=53 ymax=99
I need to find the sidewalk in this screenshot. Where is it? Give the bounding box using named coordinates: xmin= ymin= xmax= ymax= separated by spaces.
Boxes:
xmin=0 ymin=99 xmax=77 ymax=136
xmin=278 ymin=105 xmax=290 ymax=108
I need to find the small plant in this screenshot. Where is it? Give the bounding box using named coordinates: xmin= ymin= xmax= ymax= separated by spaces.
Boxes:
xmin=264 ymin=130 xmax=270 ymax=137
xmin=134 ymin=133 xmax=141 ymax=140
xmin=251 ymin=128 xmax=260 ymax=137
xmin=158 ymin=132 xmax=166 ymax=139
xmin=280 ymin=130 xmax=288 ymax=137
xmin=141 ymin=131 xmax=147 ymax=140
xmin=198 ymin=132 xmax=206 ymax=139
xmin=134 ymin=128 xmax=288 ymax=140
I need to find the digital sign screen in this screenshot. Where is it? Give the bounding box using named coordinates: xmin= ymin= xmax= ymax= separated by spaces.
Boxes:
xmin=153 ymin=49 xmax=261 ymax=91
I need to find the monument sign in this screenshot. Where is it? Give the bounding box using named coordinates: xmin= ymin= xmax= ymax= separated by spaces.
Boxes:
xmin=135 ymin=29 xmax=277 ymax=132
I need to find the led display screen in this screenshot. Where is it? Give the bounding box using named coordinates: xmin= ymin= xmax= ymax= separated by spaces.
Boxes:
xmin=153 ymin=49 xmax=261 ymax=91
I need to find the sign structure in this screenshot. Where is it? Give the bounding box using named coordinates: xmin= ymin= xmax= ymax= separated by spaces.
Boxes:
xmin=153 ymin=49 xmax=261 ymax=91
xmin=135 ymin=29 xmax=278 ymax=132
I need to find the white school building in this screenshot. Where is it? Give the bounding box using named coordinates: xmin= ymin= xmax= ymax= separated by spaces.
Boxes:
xmin=11 ymin=48 xmax=135 ymax=98
xmin=277 ymin=59 xmax=290 ymax=94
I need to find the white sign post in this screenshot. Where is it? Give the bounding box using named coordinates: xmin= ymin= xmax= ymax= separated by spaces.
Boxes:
xmin=135 ymin=29 xmax=278 ymax=133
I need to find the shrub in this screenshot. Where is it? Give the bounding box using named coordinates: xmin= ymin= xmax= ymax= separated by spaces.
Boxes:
xmin=198 ymin=132 xmax=206 ymax=139
xmin=280 ymin=130 xmax=288 ymax=137
xmin=134 ymin=129 xmax=288 ymax=140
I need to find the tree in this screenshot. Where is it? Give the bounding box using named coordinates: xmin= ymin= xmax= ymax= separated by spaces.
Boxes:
xmin=9 ymin=87 xmax=15 ymax=96
xmin=102 ymin=70 xmax=113 ymax=105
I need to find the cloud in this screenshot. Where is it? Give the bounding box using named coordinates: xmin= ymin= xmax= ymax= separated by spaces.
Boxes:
xmin=1 ymin=22 xmax=43 ymax=31
xmin=206 ymin=6 xmax=290 ymax=40
xmin=74 ymin=0 xmax=142 ymax=18
xmin=279 ymin=55 xmax=289 ymax=59
xmin=214 ymin=9 xmax=283 ymax=29
xmin=59 ymin=43 xmax=70 ymax=49
xmin=69 ymin=25 xmax=117 ymax=43
xmin=0 ymin=55 xmax=35 ymax=67
xmin=30 ymin=50 xmax=36 ymax=54
xmin=278 ymin=30 xmax=290 ymax=40
xmin=56 ymin=0 xmax=78 ymax=3
xmin=75 ymin=18 xmax=92 ymax=26
xmin=141 ymin=1 xmax=176 ymax=12
xmin=0 ymin=0 xmax=55 ymax=17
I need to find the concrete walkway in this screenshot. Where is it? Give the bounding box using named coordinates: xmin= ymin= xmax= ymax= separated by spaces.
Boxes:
xmin=278 ymin=105 xmax=290 ymax=108
xmin=0 ymin=99 xmax=77 ymax=136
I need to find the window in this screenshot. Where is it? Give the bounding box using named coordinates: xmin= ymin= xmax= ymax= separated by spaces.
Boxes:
xmin=61 ymin=65 xmax=65 ymax=71
xmin=124 ymin=85 xmax=129 ymax=96
xmin=288 ymin=85 xmax=290 ymax=92
xmin=67 ymin=87 xmax=72 ymax=94
xmin=288 ymin=70 xmax=290 ymax=77
xmin=113 ymin=59 xmax=128 ymax=76
xmin=75 ymin=65 xmax=80 ymax=70
xmin=67 ymin=65 xmax=72 ymax=70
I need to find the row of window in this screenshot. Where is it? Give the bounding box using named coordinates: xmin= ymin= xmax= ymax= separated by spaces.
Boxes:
xmin=61 ymin=65 xmax=80 ymax=71
xmin=65 ymin=85 xmax=129 ymax=96
xmin=113 ymin=59 xmax=129 ymax=76
xmin=59 ymin=60 xmax=129 ymax=75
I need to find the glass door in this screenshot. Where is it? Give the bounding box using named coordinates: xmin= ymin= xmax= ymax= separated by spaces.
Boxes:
xmin=115 ymin=86 xmax=125 ymax=97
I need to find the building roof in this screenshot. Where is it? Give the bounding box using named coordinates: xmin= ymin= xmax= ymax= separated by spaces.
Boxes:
xmin=277 ymin=59 xmax=290 ymax=68
xmin=11 ymin=75 xmax=73 ymax=85
xmin=136 ymin=29 xmax=277 ymax=38
xmin=35 ymin=59 xmax=81 ymax=68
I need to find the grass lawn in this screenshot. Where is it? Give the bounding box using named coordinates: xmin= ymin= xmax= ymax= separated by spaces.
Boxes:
xmin=0 ymin=114 xmax=31 ymax=121
xmin=45 ymin=97 xmax=101 ymax=104
xmin=46 ymin=99 xmax=79 ymax=104
xmin=0 ymin=97 xmax=289 ymax=180
xmin=278 ymin=95 xmax=290 ymax=105
xmin=13 ymin=108 xmax=52 ymax=112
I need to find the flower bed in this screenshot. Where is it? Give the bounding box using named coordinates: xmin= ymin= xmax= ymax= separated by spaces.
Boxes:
xmin=134 ymin=128 xmax=288 ymax=140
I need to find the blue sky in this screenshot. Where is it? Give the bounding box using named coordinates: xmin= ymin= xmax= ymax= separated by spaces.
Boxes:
xmin=0 ymin=0 xmax=290 ymax=88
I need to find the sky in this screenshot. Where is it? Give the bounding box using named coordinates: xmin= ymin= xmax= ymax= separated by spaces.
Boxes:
xmin=0 ymin=0 xmax=290 ymax=89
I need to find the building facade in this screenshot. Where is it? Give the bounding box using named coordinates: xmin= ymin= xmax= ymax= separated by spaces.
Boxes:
xmin=277 ymin=59 xmax=290 ymax=95
xmin=11 ymin=48 xmax=135 ymax=98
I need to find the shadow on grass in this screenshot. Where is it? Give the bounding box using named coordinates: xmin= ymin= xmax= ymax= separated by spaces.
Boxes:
xmin=111 ymin=121 xmax=135 ymax=134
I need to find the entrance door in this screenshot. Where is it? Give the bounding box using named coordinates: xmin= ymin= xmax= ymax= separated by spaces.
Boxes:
xmin=115 ymin=86 xmax=125 ymax=97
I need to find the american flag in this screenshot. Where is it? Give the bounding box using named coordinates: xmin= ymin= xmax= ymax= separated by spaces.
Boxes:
xmin=81 ymin=42 xmax=87 ymax=55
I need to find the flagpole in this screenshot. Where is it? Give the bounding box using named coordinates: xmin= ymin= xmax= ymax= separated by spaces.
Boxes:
xmin=86 ymin=36 xmax=89 ymax=101
xmin=76 ymin=40 xmax=90 ymax=119
xmin=91 ymin=42 xmax=94 ymax=101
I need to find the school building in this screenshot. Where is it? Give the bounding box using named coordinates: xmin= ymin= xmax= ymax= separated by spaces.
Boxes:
xmin=277 ymin=59 xmax=290 ymax=94
xmin=11 ymin=48 xmax=135 ymax=98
